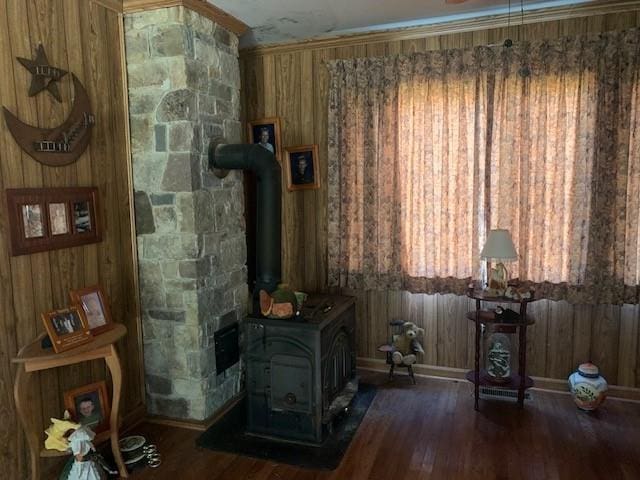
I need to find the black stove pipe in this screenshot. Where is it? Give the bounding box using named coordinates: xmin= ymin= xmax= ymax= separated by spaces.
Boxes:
xmin=208 ymin=141 xmax=282 ymax=308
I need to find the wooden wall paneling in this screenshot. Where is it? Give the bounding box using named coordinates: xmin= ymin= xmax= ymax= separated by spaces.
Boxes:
xmin=95 ymin=3 xmax=138 ymax=409
xmin=401 ymin=38 xmax=426 ymax=54
xmin=262 ymin=55 xmax=276 ymax=117
xmin=374 ymin=290 xmax=389 ymax=360
xmin=618 ymin=304 xmax=639 ymax=387
xmin=385 ymin=40 xmax=402 ymax=56
xmin=545 ymin=301 xmax=574 ymax=379
xmin=572 ymin=304 xmax=593 ymax=371
xmin=4 ymin=2 xmax=46 ymax=469
xmin=73 ymin=0 xmax=104 ymax=387
xmin=277 ymin=52 xmax=304 ymax=288
xmin=436 ymin=294 xmax=458 ymax=368
xmin=0 ymin=1 xmax=144 ymax=476
xmin=525 ymin=299 xmax=550 ymax=378
xmin=590 ymin=305 xmax=622 ymax=385
xmin=300 ymin=49 xmax=318 ymax=292
xmin=0 ymin=3 xmax=26 ymax=476
xmin=422 ymin=294 xmax=438 ymax=366
xmin=311 ymin=47 xmax=333 ymax=292
xmin=26 ymin=0 xmax=72 ymax=440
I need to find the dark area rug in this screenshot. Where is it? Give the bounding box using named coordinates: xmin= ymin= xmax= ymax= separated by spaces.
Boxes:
xmin=196 ymin=383 xmax=377 ymax=470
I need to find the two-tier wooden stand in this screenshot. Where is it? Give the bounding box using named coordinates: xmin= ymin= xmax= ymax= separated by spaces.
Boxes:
xmin=12 ymin=323 xmax=128 ymax=479
xmin=465 ymin=291 xmax=537 ymax=410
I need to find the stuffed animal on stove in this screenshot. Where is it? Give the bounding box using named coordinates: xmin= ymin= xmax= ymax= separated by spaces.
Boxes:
xmin=392 ymin=322 xmax=425 ymax=366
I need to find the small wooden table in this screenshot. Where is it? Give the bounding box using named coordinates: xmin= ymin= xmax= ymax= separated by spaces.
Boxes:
xmin=466 ymin=291 xmax=537 ymax=410
xmin=12 ymin=323 xmax=128 ymax=479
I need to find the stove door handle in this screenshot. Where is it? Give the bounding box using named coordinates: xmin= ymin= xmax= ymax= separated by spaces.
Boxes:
xmin=284 ymin=393 xmax=297 ymax=405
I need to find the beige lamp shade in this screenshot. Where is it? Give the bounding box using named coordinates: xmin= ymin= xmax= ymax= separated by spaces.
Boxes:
xmin=480 ymin=229 xmax=518 ymax=260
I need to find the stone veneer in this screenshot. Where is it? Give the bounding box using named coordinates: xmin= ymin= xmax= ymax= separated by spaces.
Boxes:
xmin=124 ymin=6 xmax=246 ymax=420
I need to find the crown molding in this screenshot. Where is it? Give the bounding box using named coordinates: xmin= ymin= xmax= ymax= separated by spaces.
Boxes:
xmin=122 ymin=0 xmax=248 ymax=35
xmin=241 ymin=0 xmax=640 ymax=57
xmin=91 ymin=0 xmax=124 ymax=13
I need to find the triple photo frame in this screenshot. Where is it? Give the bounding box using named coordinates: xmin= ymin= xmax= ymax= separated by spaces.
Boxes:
xmin=6 ymin=187 xmax=101 ymax=256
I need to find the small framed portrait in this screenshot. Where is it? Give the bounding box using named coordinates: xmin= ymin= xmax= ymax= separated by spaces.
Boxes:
xmin=21 ymin=204 xmax=45 ymax=238
xmin=41 ymin=305 xmax=92 ymax=353
xmin=49 ymin=203 xmax=69 ymax=236
xmin=73 ymin=200 xmax=92 ymax=233
xmin=70 ymin=285 xmax=113 ymax=335
xmin=64 ymin=381 xmax=110 ymax=434
xmin=284 ymin=144 xmax=320 ymax=191
xmin=5 ymin=187 xmax=101 ymax=255
xmin=247 ymin=117 xmax=282 ymax=162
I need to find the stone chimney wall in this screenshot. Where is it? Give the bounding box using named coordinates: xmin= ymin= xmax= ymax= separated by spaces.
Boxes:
xmin=124 ymin=6 xmax=246 ymax=420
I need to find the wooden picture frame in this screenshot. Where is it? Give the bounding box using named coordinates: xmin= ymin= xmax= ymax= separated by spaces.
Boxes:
xmin=64 ymin=381 xmax=111 ymax=434
xmin=69 ymin=285 xmax=113 ymax=335
xmin=41 ymin=305 xmax=93 ymax=353
xmin=284 ymin=144 xmax=320 ymax=191
xmin=5 ymin=187 xmax=101 ymax=256
xmin=247 ymin=117 xmax=282 ymax=162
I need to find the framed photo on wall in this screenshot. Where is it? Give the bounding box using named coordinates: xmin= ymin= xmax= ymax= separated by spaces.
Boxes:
xmin=5 ymin=187 xmax=101 ymax=256
xmin=247 ymin=117 xmax=282 ymax=162
xmin=284 ymin=144 xmax=320 ymax=191
xmin=41 ymin=305 xmax=93 ymax=353
xmin=69 ymin=285 xmax=113 ymax=335
xmin=64 ymin=381 xmax=111 ymax=434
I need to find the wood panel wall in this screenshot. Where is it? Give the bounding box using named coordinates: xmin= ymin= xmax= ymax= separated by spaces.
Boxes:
xmin=0 ymin=1 xmax=143 ymax=477
xmin=240 ymin=9 xmax=640 ymax=394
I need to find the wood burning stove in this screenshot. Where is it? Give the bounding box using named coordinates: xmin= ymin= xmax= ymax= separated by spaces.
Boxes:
xmin=246 ymin=294 xmax=356 ymax=444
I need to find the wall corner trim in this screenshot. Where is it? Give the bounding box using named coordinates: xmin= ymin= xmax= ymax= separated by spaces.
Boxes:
xmin=122 ymin=0 xmax=248 ymax=35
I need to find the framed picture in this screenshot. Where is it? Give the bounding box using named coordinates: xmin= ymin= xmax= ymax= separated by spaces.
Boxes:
xmin=41 ymin=305 xmax=93 ymax=353
xmin=22 ymin=204 xmax=45 ymax=238
xmin=247 ymin=117 xmax=282 ymax=162
xmin=64 ymin=381 xmax=110 ymax=434
xmin=284 ymin=144 xmax=320 ymax=191
xmin=49 ymin=202 xmax=70 ymax=236
xmin=69 ymin=285 xmax=113 ymax=335
xmin=5 ymin=187 xmax=101 ymax=256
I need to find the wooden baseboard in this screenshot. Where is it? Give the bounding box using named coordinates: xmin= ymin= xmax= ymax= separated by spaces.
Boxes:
xmin=145 ymin=391 xmax=245 ymax=431
xmin=357 ymin=357 xmax=640 ymax=403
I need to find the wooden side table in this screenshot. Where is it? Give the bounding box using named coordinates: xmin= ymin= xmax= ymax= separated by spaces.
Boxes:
xmin=12 ymin=323 xmax=129 ymax=479
xmin=465 ymin=291 xmax=537 ymax=410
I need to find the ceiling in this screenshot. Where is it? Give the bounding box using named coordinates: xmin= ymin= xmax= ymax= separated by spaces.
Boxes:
xmin=210 ymin=0 xmax=593 ymax=48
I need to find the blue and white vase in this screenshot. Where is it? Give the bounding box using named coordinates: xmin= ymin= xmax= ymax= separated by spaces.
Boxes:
xmin=568 ymin=362 xmax=608 ymax=411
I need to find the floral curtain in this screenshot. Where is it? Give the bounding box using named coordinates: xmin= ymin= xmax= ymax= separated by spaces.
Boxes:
xmin=327 ymin=29 xmax=640 ymax=304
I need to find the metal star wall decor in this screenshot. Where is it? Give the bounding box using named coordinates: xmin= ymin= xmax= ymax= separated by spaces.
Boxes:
xmin=3 ymin=44 xmax=94 ymax=166
xmin=17 ymin=44 xmax=67 ymax=102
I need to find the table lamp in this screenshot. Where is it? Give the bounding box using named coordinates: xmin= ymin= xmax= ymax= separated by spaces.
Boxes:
xmin=480 ymin=229 xmax=517 ymax=295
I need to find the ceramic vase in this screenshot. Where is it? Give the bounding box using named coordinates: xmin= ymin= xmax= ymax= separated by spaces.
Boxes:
xmin=568 ymin=362 xmax=608 ymax=411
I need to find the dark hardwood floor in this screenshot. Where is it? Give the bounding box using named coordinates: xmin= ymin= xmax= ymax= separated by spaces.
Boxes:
xmin=129 ymin=371 xmax=640 ymax=480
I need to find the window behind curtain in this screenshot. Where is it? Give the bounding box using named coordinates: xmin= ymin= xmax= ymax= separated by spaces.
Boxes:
xmin=327 ymin=30 xmax=640 ymax=304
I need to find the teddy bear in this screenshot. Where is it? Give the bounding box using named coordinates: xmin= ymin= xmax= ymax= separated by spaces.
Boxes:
xmin=391 ymin=322 xmax=425 ymax=366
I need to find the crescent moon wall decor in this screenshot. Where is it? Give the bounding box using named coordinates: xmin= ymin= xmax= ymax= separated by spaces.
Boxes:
xmin=3 ymin=71 xmax=95 ymax=167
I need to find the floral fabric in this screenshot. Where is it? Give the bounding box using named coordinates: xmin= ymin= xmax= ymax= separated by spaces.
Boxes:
xmin=327 ymin=29 xmax=640 ymax=304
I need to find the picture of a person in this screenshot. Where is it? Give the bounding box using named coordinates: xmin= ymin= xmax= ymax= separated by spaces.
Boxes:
xmin=291 ymin=154 xmax=314 ymax=185
xmin=49 ymin=203 xmax=68 ymax=235
xmin=82 ymin=293 xmax=106 ymax=329
xmin=53 ymin=316 xmax=69 ymax=335
xmin=63 ymin=314 xmax=74 ymax=333
xmin=257 ymin=127 xmax=274 ymax=153
xmin=76 ymin=396 xmax=102 ymax=429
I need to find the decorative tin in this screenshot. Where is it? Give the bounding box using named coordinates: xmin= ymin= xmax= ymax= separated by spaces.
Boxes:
xmin=568 ymin=362 xmax=608 ymax=411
